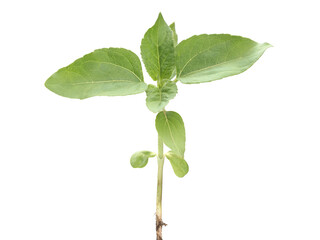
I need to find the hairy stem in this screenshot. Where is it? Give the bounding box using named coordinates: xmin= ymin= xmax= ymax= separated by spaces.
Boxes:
xmin=156 ymin=135 xmax=166 ymax=239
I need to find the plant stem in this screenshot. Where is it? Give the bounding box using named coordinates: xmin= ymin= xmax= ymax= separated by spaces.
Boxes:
xmin=156 ymin=135 xmax=166 ymax=240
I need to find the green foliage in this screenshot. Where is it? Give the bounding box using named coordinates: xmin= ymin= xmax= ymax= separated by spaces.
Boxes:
xmin=155 ymin=111 xmax=185 ymax=157
xmin=45 ymin=48 xmax=146 ymax=99
xmin=130 ymin=151 xmax=156 ymax=168
xmin=146 ymin=81 xmax=177 ymax=113
xmin=176 ymin=34 xmax=272 ymax=84
xmin=140 ymin=13 xmax=175 ymax=81
xmin=165 ymin=151 xmax=189 ymax=178
xmin=45 ymin=12 xmax=271 ymax=179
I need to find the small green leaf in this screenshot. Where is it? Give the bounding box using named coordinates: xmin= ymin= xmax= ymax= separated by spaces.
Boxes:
xmin=155 ymin=111 xmax=185 ymax=157
xmin=176 ymin=34 xmax=272 ymax=84
xmin=130 ymin=151 xmax=156 ymax=168
xmin=169 ymin=22 xmax=178 ymax=79
xmin=146 ymin=81 xmax=178 ymax=113
xmin=45 ymin=48 xmax=147 ymax=99
xmin=169 ymin=22 xmax=178 ymax=46
xmin=165 ymin=151 xmax=189 ymax=178
xmin=140 ymin=13 xmax=175 ymax=81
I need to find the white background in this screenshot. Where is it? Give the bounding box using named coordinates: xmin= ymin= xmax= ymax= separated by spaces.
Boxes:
xmin=1 ymin=0 xmax=319 ymax=239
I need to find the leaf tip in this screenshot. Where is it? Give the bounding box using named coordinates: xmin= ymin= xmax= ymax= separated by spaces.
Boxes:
xmin=44 ymin=79 xmax=49 ymax=89
xmin=44 ymin=74 xmax=54 ymax=89
xmin=156 ymin=12 xmax=166 ymax=23
xmin=44 ymin=76 xmax=58 ymax=96
xmin=264 ymin=42 xmax=273 ymax=48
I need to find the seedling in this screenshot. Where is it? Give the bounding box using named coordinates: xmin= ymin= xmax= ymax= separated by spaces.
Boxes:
xmin=45 ymin=13 xmax=271 ymax=240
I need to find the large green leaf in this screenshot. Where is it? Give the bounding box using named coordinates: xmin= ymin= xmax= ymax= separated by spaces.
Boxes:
xmin=165 ymin=151 xmax=189 ymax=178
xmin=45 ymin=48 xmax=147 ymax=99
xmin=140 ymin=13 xmax=175 ymax=81
xmin=155 ymin=111 xmax=185 ymax=157
xmin=146 ymin=81 xmax=178 ymax=113
xmin=176 ymin=34 xmax=272 ymax=84
xmin=130 ymin=151 xmax=156 ymax=168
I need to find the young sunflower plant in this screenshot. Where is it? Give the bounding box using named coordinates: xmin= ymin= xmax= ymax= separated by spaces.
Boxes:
xmin=45 ymin=13 xmax=271 ymax=240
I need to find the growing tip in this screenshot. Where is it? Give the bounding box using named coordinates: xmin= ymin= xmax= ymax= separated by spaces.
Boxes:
xmin=264 ymin=42 xmax=273 ymax=48
xmin=156 ymin=12 xmax=165 ymax=22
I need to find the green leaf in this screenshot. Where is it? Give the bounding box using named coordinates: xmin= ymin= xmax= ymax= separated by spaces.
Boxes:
xmin=140 ymin=13 xmax=175 ymax=81
xmin=165 ymin=151 xmax=189 ymax=178
xmin=169 ymin=22 xmax=178 ymax=46
xmin=176 ymin=34 xmax=272 ymax=84
xmin=146 ymin=81 xmax=178 ymax=113
xmin=130 ymin=151 xmax=156 ymax=168
xmin=155 ymin=111 xmax=185 ymax=157
xmin=169 ymin=22 xmax=178 ymax=80
xmin=45 ymin=48 xmax=147 ymax=99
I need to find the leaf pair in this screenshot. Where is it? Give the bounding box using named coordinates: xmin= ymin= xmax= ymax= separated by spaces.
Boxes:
xmin=45 ymin=13 xmax=271 ymax=103
xmin=130 ymin=150 xmax=189 ymax=178
xmin=130 ymin=111 xmax=188 ymax=178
